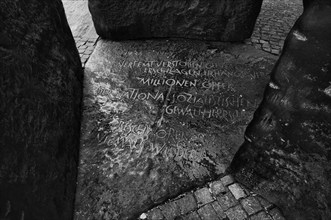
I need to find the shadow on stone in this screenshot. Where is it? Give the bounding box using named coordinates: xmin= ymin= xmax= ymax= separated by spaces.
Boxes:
xmin=0 ymin=0 xmax=83 ymax=219
xmin=228 ymin=0 xmax=331 ymax=219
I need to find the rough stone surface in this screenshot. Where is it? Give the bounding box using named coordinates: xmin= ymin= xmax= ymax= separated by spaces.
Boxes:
xmin=147 ymin=208 xmax=164 ymax=220
xmin=210 ymin=181 xmax=227 ymax=196
xmin=229 ymin=0 xmax=331 ymax=219
xmin=211 ymin=201 xmax=227 ymax=219
xmin=217 ymin=192 xmax=238 ymax=211
xmin=197 ymin=204 xmax=219 ymax=220
xmin=221 ymin=175 xmax=235 ymax=186
xmin=303 ymin=0 xmax=315 ymax=9
xmin=160 ymin=202 xmax=181 ymax=220
xmin=0 ymin=0 xmax=83 ymax=219
xmin=257 ymin=196 xmax=274 ymax=211
xmin=241 ymin=197 xmax=262 ymax=216
xmin=176 ymin=193 xmax=198 ymax=215
xmin=75 ymin=39 xmax=276 ymax=219
xmin=225 ymin=205 xmax=247 ymax=220
xmin=269 ymin=208 xmax=286 ymax=220
xmin=250 ymin=212 xmax=272 ymax=220
xmin=88 ymin=0 xmax=263 ymax=41
xmin=185 ymin=211 xmax=201 ymax=220
xmin=228 ymin=183 xmax=247 ymax=200
xmin=195 ymin=188 xmax=214 ymax=206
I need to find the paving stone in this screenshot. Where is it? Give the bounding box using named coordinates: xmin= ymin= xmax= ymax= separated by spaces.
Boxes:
xmin=269 ymin=208 xmax=285 ymax=220
xmin=271 ymin=49 xmax=280 ymax=55
xmin=228 ymin=183 xmax=247 ymax=200
xmin=225 ymin=205 xmax=248 ymax=220
xmin=220 ymin=175 xmax=235 ymax=186
xmin=83 ymin=50 xmax=93 ymax=55
xmin=148 ymin=208 xmax=165 ymax=220
xmin=249 ymin=0 xmax=302 ymax=55
xmin=256 ymin=196 xmax=274 ymax=210
xmin=194 ymin=188 xmax=214 ymax=206
xmin=241 ymin=197 xmax=263 ymax=216
xmin=185 ymin=211 xmax=201 ymax=220
xmin=249 ymin=211 xmax=272 ymax=220
xmin=86 ymin=47 xmax=95 ymax=51
xmin=85 ymin=42 xmax=95 ymax=46
xmin=197 ymin=204 xmax=220 ymax=220
xmin=176 ymin=193 xmax=198 ymax=215
xmin=216 ymin=192 xmax=238 ymax=211
xmin=159 ymin=202 xmax=181 ymax=220
xmin=211 ymin=201 xmax=227 ymax=219
xmin=209 ymin=181 xmax=226 ymax=196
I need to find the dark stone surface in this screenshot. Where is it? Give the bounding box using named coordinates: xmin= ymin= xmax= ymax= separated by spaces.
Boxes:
xmin=75 ymin=39 xmax=276 ymax=219
xmin=0 ymin=0 xmax=83 ymax=219
xmin=303 ymin=0 xmax=315 ymax=9
xmin=88 ymin=0 xmax=263 ymax=41
xmin=229 ymin=1 xmax=331 ymax=219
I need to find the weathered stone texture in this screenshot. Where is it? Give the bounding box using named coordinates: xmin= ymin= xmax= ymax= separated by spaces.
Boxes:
xmin=88 ymin=0 xmax=263 ymax=41
xmin=0 ymin=0 xmax=83 ymax=219
xmin=75 ymin=39 xmax=276 ymax=219
xmin=229 ymin=0 xmax=331 ymax=219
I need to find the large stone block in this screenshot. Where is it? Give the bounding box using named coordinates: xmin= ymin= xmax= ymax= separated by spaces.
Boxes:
xmin=88 ymin=0 xmax=263 ymax=41
xmin=229 ymin=0 xmax=331 ymax=219
xmin=0 ymin=0 xmax=83 ymax=219
xmin=74 ymin=39 xmax=276 ymax=219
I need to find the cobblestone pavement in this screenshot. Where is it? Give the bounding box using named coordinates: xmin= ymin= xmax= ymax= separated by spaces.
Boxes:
xmin=140 ymin=175 xmax=285 ymax=220
xmin=62 ymin=0 xmax=98 ymax=67
xmin=62 ymin=0 xmax=303 ymax=66
xmin=245 ymin=0 xmax=303 ymax=55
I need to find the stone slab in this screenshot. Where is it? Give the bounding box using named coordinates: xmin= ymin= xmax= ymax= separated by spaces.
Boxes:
xmin=88 ymin=0 xmax=263 ymax=41
xmin=0 ymin=0 xmax=83 ymax=219
xmin=75 ymin=39 xmax=275 ymax=219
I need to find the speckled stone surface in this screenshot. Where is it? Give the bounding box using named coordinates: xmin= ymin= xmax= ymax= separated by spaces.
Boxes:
xmin=88 ymin=0 xmax=263 ymax=41
xmin=0 ymin=0 xmax=83 ymax=219
xmin=229 ymin=0 xmax=331 ymax=219
xmin=75 ymin=39 xmax=276 ymax=219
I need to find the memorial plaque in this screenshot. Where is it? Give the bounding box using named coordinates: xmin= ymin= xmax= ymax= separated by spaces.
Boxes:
xmin=75 ymin=40 xmax=275 ymax=219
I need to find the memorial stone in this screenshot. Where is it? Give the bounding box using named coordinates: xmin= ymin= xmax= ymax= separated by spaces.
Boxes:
xmin=75 ymin=40 xmax=276 ymax=219
xmin=88 ymin=0 xmax=263 ymax=41
xmin=0 ymin=0 xmax=83 ymax=219
xmin=229 ymin=0 xmax=331 ymax=219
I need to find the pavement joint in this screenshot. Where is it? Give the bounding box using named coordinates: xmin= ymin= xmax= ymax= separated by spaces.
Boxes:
xmin=141 ymin=175 xmax=286 ymax=220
